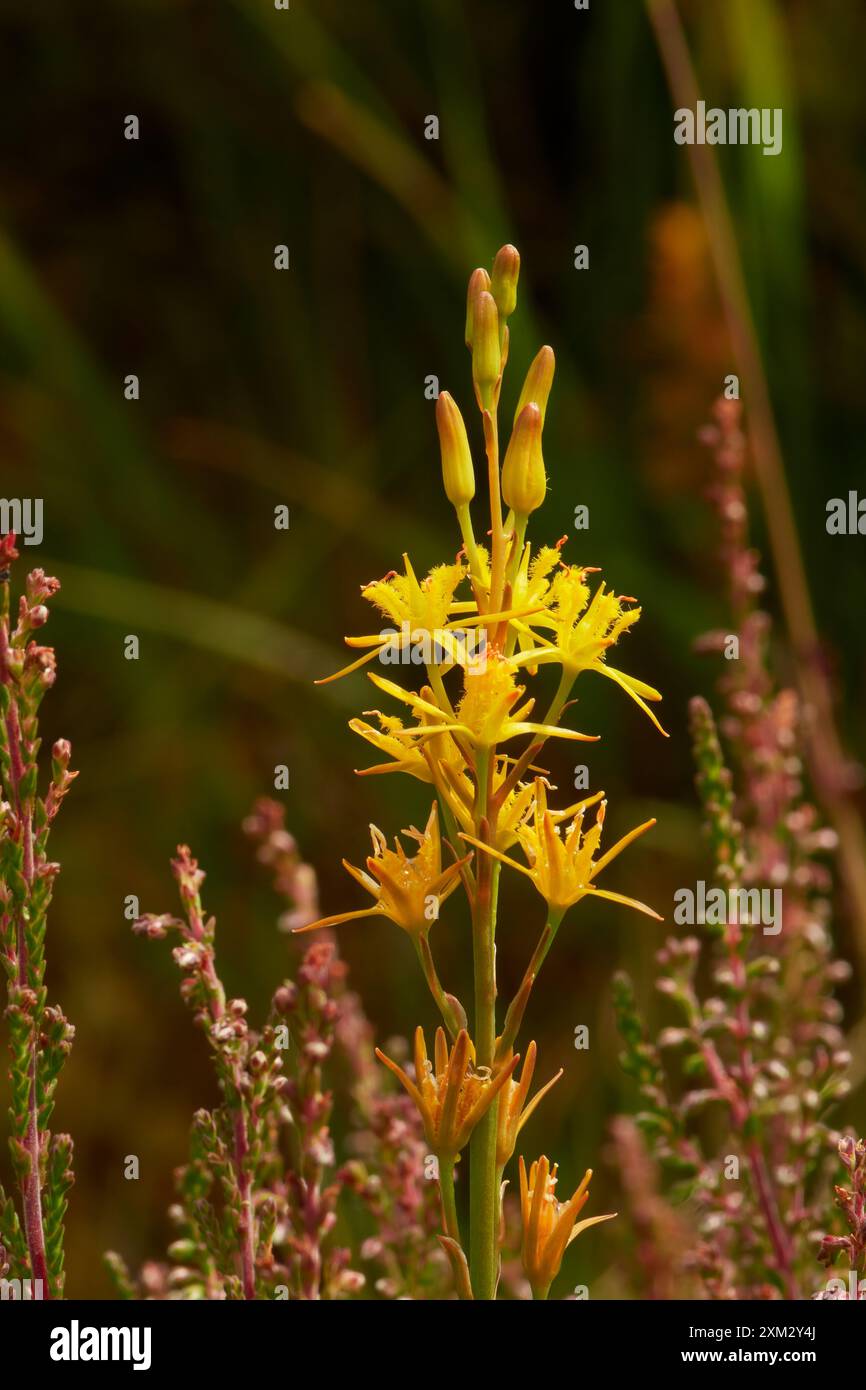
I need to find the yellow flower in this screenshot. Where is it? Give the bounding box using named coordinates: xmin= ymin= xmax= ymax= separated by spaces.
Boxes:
xmin=368 ymin=655 xmax=598 ymax=754
xmin=519 ymin=1155 xmax=615 ymax=1298
xmin=437 ymin=756 xmax=603 ymax=857
xmin=317 ymin=555 xmax=473 ymax=683
xmin=349 ymin=702 xmax=465 ymax=784
xmin=496 ymin=1041 xmax=562 ymax=1170
xmin=376 ymin=1026 xmax=519 ymax=1160
xmin=293 ymin=803 xmax=467 ymax=940
xmin=319 ymin=553 xmax=545 ymax=683
xmin=462 ymin=778 xmax=661 ymax=920
xmin=510 ymin=568 xmax=668 ymax=734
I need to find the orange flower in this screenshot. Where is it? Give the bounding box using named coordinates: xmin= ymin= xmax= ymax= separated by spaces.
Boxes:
xmin=293 ymin=802 xmax=467 ymax=941
xmin=519 ymin=1155 xmax=615 ymax=1298
xmin=463 ymin=778 xmax=661 ymax=921
xmin=376 ymin=1026 xmax=518 ymax=1160
xmin=496 ymin=1042 xmax=562 ymax=1170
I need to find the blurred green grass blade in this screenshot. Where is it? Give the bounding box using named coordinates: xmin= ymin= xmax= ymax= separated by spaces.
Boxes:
xmin=47 ymin=556 xmax=356 ymax=706
xmin=0 ymin=229 xmax=181 ymax=535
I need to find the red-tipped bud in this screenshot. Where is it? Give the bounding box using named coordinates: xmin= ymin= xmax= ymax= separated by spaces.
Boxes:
xmin=502 ymin=403 xmax=546 ymax=516
xmin=491 ymin=244 xmax=520 ymax=321
xmin=514 ymin=346 xmax=555 ymax=428
xmin=435 ymin=392 xmax=475 ymax=507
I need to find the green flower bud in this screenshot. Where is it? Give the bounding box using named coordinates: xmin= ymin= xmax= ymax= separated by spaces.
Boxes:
xmin=435 ymin=391 xmax=475 ymax=507
xmin=470 ymin=290 xmax=501 ymax=409
xmin=514 ymin=345 xmax=555 ymax=428
xmin=491 ymin=244 xmax=520 ymax=321
xmin=465 ymin=268 xmax=491 ymax=348
xmin=502 ymin=403 xmax=546 ymax=516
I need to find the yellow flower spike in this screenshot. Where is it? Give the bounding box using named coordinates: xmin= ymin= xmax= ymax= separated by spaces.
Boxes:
xmin=435 ymin=391 xmax=475 ymax=509
xmin=502 ymin=403 xmax=546 ymax=518
xmin=293 ymin=803 xmax=468 ymax=940
xmin=461 ymin=777 xmax=662 ymax=920
xmin=519 ymin=1155 xmax=616 ymax=1299
xmin=376 ymin=1026 xmax=520 ymax=1160
xmin=514 ymin=346 xmax=555 ymax=428
xmin=510 ymin=569 xmax=669 ymax=735
xmin=496 ymin=1042 xmax=563 ymax=1170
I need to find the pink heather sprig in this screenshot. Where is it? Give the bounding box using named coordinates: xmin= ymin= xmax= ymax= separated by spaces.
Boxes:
xmin=608 ymin=1116 xmax=698 ymax=1302
xmin=244 ymin=798 xmax=448 ymax=1299
xmin=242 ymin=797 xmax=319 ymax=932
xmin=816 ymin=1135 xmax=866 ymax=1298
xmin=614 ymin=400 xmax=853 ymax=1300
xmin=111 ymin=804 xmax=445 ymax=1299
xmin=127 ymin=845 xmax=288 ymax=1299
xmin=270 ymin=941 xmax=362 ymax=1299
xmin=0 ymin=533 xmax=77 ymax=1298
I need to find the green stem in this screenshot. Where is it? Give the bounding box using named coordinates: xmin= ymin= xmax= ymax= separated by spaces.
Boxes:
xmin=494 ymin=669 xmax=575 ymax=807
xmin=414 ymin=935 xmax=463 ymax=1037
xmin=468 ymin=897 xmax=497 ymax=1298
xmin=439 ymin=1158 xmax=461 ymax=1245
xmin=456 ymin=502 xmax=484 ymax=590
xmin=496 ymin=909 xmax=564 ymax=1062
xmin=469 ymin=747 xmax=499 ymax=1299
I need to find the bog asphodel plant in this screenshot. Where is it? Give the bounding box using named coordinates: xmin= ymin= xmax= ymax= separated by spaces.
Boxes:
xmin=300 ymin=246 xmax=665 ymax=1299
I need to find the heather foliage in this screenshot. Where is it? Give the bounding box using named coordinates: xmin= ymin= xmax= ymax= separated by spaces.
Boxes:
xmin=614 ymin=399 xmax=857 ymax=1300
xmin=105 ymin=799 xmax=447 ymax=1300
xmin=0 ymin=534 xmax=76 ymax=1299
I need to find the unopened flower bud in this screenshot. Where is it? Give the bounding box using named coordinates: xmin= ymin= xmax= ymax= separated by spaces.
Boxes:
xmin=470 ymin=290 xmax=501 ymax=407
xmin=514 ymin=345 xmax=555 ymax=428
xmin=52 ymin=738 xmax=72 ymax=766
xmin=502 ymin=403 xmax=545 ymax=515
xmin=273 ymin=984 xmax=298 ymax=1013
xmin=490 ymin=244 xmax=520 ymax=321
xmin=465 ymin=267 xmax=491 ymax=347
xmin=435 ymin=392 xmax=475 ymax=507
